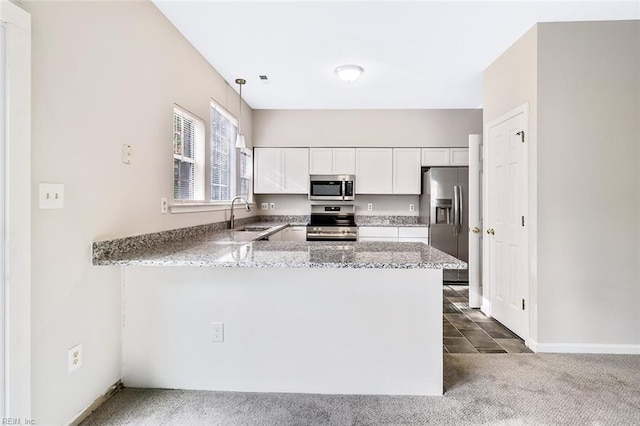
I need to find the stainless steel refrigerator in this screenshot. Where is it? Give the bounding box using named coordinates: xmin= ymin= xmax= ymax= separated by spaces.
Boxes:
xmin=419 ymin=167 xmax=469 ymax=283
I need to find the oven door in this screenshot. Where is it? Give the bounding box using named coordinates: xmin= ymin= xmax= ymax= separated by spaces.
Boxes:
xmin=306 ymin=226 xmax=358 ymax=241
xmin=309 ymin=180 xmax=344 ymax=201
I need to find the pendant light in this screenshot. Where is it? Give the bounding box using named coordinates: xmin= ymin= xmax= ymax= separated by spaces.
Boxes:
xmin=235 ymin=78 xmax=246 ymax=149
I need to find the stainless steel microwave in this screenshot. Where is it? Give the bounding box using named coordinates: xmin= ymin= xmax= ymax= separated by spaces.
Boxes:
xmin=309 ymin=175 xmax=356 ymax=201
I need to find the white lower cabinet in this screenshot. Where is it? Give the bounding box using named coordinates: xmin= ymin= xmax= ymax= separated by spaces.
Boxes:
xmin=269 ymin=226 xmax=307 ymax=242
xmin=281 ymin=226 xmax=307 ymax=241
xmin=398 ymin=226 xmax=429 ymax=244
xmin=358 ymin=226 xmax=398 ymax=242
xmin=358 ymin=226 xmax=429 ymax=244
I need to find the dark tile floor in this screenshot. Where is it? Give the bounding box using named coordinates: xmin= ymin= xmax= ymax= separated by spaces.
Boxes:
xmin=443 ymin=285 xmax=533 ymax=354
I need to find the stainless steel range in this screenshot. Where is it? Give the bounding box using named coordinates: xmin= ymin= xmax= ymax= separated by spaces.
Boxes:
xmin=306 ymin=204 xmax=358 ymax=241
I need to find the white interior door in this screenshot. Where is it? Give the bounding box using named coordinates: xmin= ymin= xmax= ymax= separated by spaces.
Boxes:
xmin=468 ymin=134 xmax=482 ymax=308
xmin=484 ymin=105 xmax=529 ymax=340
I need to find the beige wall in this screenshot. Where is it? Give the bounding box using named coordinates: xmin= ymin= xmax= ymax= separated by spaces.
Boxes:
xmin=483 ymin=25 xmax=539 ymax=343
xmin=24 ymin=0 xmax=253 ymax=424
xmin=253 ymin=109 xmax=482 ymax=147
xmin=536 ymin=20 xmax=640 ymax=347
xmin=484 ymin=20 xmax=640 ymax=352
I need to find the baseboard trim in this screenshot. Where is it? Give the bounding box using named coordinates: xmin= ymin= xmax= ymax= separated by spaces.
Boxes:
xmin=480 ymin=298 xmax=491 ymax=317
xmin=528 ymin=340 xmax=640 ymax=355
xmin=67 ymin=380 xmax=123 ymax=426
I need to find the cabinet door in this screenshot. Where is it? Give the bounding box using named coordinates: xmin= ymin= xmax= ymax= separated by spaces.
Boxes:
xmin=393 ymin=148 xmax=422 ymax=194
xmin=333 ymin=148 xmax=356 ymax=175
xmin=281 ymin=226 xmax=307 ymax=241
xmin=355 ymin=148 xmax=393 ymax=194
xmin=282 ymin=148 xmax=309 ymax=194
xmin=254 ymin=148 xmax=283 ymax=193
xmin=309 ymin=148 xmax=333 ymax=175
xmin=421 ymin=148 xmax=450 ymax=166
xmin=268 ymin=230 xmax=283 ymax=241
xmin=450 ymin=148 xmax=469 ymax=166
xmin=398 ymin=227 xmax=429 ymax=238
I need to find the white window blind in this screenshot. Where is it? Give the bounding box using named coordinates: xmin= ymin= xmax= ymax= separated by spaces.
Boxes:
xmin=210 ymin=103 xmax=238 ymax=201
xmin=173 ymin=106 xmax=204 ymax=200
xmin=240 ymin=150 xmax=252 ymax=200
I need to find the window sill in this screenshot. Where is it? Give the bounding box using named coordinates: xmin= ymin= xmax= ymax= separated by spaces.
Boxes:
xmin=170 ymin=201 xmax=255 ymax=214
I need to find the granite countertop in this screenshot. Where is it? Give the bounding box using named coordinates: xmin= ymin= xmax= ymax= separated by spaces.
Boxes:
xmin=354 ymin=215 xmax=429 ymax=227
xmin=93 ymin=222 xmax=465 ymax=270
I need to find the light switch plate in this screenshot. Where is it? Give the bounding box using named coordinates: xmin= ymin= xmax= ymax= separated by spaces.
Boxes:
xmin=39 ymin=183 xmax=64 ymax=209
xmin=122 ymin=144 xmax=132 ymax=164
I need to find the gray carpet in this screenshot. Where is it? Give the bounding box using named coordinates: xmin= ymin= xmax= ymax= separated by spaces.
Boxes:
xmin=81 ymin=354 xmax=640 ymax=426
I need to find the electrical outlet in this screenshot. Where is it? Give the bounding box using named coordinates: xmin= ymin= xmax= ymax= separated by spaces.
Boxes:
xmin=270 ymin=203 xmax=276 ymax=210
xmin=160 ymin=198 xmax=168 ymax=214
xmin=260 ymin=202 xmax=269 ymax=210
xmin=367 ymin=203 xmax=373 ymax=211
xmin=39 ymin=183 xmax=64 ymax=209
xmin=409 ymin=204 xmax=415 ymax=212
xmin=68 ymin=344 xmax=82 ymax=373
xmin=211 ymin=322 xmax=224 ymax=342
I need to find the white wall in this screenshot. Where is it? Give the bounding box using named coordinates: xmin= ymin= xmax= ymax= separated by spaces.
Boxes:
xmin=536 ymin=20 xmax=640 ymax=349
xmin=253 ymin=109 xmax=482 ymax=147
xmin=23 ymin=1 xmax=254 ymax=424
xmin=483 ymin=25 xmax=539 ymax=343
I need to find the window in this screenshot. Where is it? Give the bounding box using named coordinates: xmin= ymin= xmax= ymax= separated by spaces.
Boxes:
xmin=210 ymin=101 xmax=252 ymax=202
xmin=171 ymin=102 xmax=252 ymax=207
xmin=173 ymin=106 xmax=205 ymax=200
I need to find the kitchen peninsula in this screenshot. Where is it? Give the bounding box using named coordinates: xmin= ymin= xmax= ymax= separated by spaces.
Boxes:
xmin=93 ymin=222 xmax=466 ymax=396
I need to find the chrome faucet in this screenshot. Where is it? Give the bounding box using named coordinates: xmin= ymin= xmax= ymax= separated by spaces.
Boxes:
xmin=230 ymin=196 xmax=251 ymax=229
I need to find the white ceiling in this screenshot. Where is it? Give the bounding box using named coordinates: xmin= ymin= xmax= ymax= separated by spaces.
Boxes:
xmin=152 ymin=1 xmax=639 ymax=109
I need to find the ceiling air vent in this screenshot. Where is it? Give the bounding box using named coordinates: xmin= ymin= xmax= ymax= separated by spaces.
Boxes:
xmin=259 ymin=75 xmax=269 ymax=80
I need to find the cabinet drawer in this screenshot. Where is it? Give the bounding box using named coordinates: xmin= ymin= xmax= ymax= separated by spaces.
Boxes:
xmin=357 ymin=227 xmax=398 ymax=238
xmin=398 ymin=227 xmax=429 ymax=238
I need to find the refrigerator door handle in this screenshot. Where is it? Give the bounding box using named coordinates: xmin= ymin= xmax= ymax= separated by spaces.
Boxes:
xmin=453 ymin=185 xmax=461 ymax=236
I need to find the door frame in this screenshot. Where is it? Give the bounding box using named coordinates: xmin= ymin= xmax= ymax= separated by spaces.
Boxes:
xmin=482 ymin=103 xmax=530 ymax=342
xmin=468 ymin=134 xmax=482 ymax=308
xmin=0 ymin=2 xmax=31 ymax=418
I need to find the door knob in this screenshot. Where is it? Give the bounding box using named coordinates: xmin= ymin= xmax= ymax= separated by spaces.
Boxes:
xmin=486 ymin=228 xmax=495 ymax=235
xmin=471 ymin=227 xmax=481 ymax=234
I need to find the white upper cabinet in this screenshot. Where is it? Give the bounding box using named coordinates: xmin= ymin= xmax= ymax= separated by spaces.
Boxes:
xmin=355 ymin=148 xmax=393 ymax=194
xmin=393 ymin=148 xmax=422 ymax=194
xmin=421 ymin=148 xmax=450 ymax=166
xmin=309 ymin=148 xmax=356 ymax=175
xmin=308 ymin=148 xmax=333 ymax=174
xmin=254 ymin=148 xmax=309 ymax=194
xmin=450 ymin=148 xmax=470 ymax=166
xmin=282 ymin=148 xmax=309 ymax=193
xmin=254 ymin=148 xmax=283 ymax=194
xmin=332 ymin=148 xmax=356 ymax=174
xmin=421 ymin=148 xmax=469 ymax=166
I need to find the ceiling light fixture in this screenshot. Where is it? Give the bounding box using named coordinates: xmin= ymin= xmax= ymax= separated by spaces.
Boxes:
xmin=235 ymin=78 xmax=246 ymax=149
xmin=335 ymin=65 xmax=364 ymax=82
